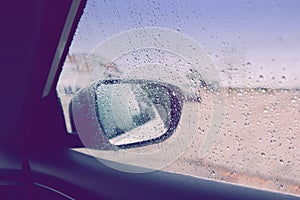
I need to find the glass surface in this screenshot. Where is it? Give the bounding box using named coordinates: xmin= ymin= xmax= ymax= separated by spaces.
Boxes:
xmin=57 ymin=0 xmax=300 ymax=197
xmin=96 ymin=82 xmax=171 ymax=146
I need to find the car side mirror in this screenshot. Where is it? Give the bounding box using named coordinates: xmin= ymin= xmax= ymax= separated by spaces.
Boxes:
xmin=71 ymin=79 xmax=183 ymax=149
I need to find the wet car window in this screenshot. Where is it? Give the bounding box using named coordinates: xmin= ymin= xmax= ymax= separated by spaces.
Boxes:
xmin=57 ymin=0 xmax=300 ymax=196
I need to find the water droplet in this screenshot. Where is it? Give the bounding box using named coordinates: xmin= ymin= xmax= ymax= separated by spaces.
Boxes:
xmin=259 ymin=75 xmax=264 ymax=79
xmin=279 ymin=159 xmax=284 ymax=164
xmin=211 ymin=170 xmax=216 ymax=176
xmin=279 ymin=184 xmax=284 ymax=189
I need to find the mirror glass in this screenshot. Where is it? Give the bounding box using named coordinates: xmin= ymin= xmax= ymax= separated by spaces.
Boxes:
xmin=96 ymin=81 xmax=174 ymax=147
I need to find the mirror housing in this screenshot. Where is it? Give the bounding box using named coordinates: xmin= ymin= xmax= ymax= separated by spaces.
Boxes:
xmin=71 ymin=79 xmax=184 ymax=149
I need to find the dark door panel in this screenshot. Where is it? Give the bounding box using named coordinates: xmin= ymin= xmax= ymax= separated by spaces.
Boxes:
xmin=28 ymin=149 xmax=300 ymax=200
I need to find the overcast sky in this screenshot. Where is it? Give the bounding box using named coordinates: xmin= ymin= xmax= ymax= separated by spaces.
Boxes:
xmin=68 ymin=0 xmax=300 ymax=88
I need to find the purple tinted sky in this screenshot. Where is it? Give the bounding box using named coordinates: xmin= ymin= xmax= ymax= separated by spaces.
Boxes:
xmin=69 ymin=0 xmax=300 ymax=88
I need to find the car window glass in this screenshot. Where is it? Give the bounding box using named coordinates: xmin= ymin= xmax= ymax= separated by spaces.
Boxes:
xmin=57 ymin=0 xmax=300 ymax=196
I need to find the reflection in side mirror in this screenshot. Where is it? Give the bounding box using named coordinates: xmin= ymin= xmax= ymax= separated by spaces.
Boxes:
xmin=95 ymin=80 xmax=183 ymax=148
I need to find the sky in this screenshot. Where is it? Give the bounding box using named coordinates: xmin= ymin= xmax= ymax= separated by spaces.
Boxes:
xmin=68 ymin=0 xmax=300 ymax=88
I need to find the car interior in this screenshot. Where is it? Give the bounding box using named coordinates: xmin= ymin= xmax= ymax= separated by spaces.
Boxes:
xmin=1 ymin=0 xmax=299 ymax=199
